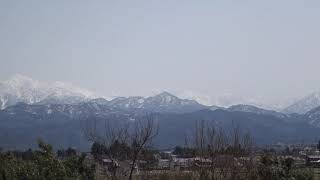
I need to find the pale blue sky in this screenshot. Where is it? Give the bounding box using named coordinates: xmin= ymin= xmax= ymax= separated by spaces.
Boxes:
xmin=0 ymin=0 xmax=320 ymax=100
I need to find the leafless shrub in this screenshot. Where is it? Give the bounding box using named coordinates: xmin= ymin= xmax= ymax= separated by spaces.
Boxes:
xmin=191 ymin=119 xmax=256 ymax=180
xmin=82 ymin=114 xmax=158 ymax=180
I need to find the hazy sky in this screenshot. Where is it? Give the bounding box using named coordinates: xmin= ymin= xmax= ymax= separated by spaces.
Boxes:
xmin=1 ymin=0 xmax=320 ymax=102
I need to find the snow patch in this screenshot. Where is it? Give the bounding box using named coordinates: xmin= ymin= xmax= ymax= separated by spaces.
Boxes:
xmin=0 ymin=74 xmax=97 ymax=109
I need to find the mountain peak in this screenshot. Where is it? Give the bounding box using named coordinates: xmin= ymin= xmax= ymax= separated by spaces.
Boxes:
xmin=310 ymin=91 xmax=320 ymax=99
xmin=5 ymin=74 xmax=41 ymax=87
xmin=155 ymin=91 xmax=177 ymax=98
xmin=150 ymin=91 xmax=180 ymax=103
xmin=0 ymin=74 xmax=97 ymax=109
xmin=284 ymin=91 xmax=320 ymax=114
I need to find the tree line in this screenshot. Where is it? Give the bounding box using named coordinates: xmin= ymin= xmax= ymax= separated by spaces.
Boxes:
xmin=0 ymin=140 xmax=95 ymax=180
xmin=0 ymin=115 xmax=315 ymax=180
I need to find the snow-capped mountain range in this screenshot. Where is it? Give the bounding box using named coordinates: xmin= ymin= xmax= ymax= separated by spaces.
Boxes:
xmin=2 ymin=74 xmax=320 ymax=115
xmin=172 ymin=90 xmax=293 ymax=111
xmin=0 ymin=74 xmax=96 ymax=109
xmin=3 ymin=74 xmax=320 ymax=149
xmin=283 ymin=92 xmax=320 ymax=114
xmin=102 ymin=91 xmax=205 ymax=113
xmin=0 ymin=75 xmax=205 ymax=112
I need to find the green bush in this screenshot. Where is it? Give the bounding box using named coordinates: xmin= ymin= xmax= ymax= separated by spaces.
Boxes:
xmin=0 ymin=140 xmax=95 ymax=180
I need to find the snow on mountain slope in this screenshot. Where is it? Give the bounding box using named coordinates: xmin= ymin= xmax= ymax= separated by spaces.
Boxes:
xmin=0 ymin=74 xmax=96 ymax=109
xmin=170 ymin=90 xmax=213 ymax=106
xmin=106 ymin=92 xmax=206 ymax=113
xmin=145 ymin=92 xmax=197 ymax=106
xmin=172 ymin=90 xmax=291 ymax=111
xmin=304 ymin=106 xmax=320 ymax=127
xmin=228 ymin=104 xmax=287 ymax=119
xmin=283 ymin=91 xmax=320 ymax=114
xmin=108 ymin=96 xmax=145 ymax=109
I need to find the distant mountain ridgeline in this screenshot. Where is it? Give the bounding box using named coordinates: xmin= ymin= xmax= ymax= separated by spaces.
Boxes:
xmin=2 ymin=74 xmax=320 ymax=113
xmin=2 ymin=92 xmax=320 ymax=150
xmin=2 ymin=75 xmax=320 ymax=150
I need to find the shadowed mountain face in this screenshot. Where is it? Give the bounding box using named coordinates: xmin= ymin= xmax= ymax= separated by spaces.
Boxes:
xmin=155 ymin=109 xmax=320 ymax=147
xmin=0 ymin=102 xmax=134 ymax=150
xmin=1 ymin=97 xmax=320 ymax=150
xmin=304 ymin=106 xmax=320 ymax=127
xmin=1 ymin=75 xmax=320 ymax=150
xmin=227 ymin=104 xmax=287 ymax=119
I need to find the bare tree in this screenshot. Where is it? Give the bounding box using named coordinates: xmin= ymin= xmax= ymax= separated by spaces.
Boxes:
xmin=82 ymin=114 xmax=158 ymax=180
xmin=194 ymin=120 xmax=209 ymax=180
xmin=82 ymin=115 xmax=129 ymax=179
xmin=226 ymin=122 xmax=256 ymax=180
xmin=192 ymin=120 xmax=256 ymax=180
xmin=128 ymin=115 xmax=158 ymax=180
xmin=83 ymin=115 xmax=129 ymax=145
